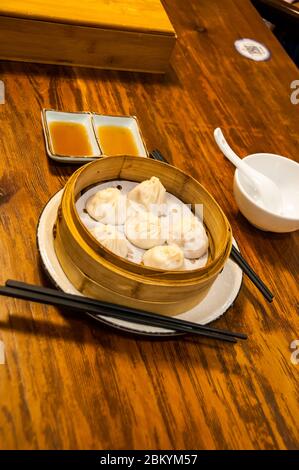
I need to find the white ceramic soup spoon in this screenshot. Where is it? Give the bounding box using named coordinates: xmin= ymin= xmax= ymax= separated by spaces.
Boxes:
xmin=214 ymin=128 xmax=283 ymax=215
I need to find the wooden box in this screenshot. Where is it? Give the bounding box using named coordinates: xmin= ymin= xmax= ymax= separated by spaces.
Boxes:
xmin=0 ymin=0 xmax=176 ymax=73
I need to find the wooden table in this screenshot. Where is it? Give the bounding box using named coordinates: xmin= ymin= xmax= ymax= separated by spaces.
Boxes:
xmin=0 ymin=0 xmax=298 ymax=450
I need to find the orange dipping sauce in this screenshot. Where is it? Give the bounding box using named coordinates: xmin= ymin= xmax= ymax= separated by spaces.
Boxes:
xmin=49 ymin=121 xmax=93 ymax=157
xmin=97 ymin=126 xmax=139 ymax=156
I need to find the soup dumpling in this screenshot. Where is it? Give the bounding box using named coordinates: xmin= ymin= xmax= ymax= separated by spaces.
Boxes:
xmin=90 ymin=223 xmax=129 ymax=258
xmin=127 ymin=176 xmax=166 ymax=215
xmin=125 ymin=211 xmax=165 ymax=250
xmin=167 ymin=215 xmax=208 ymax=259
xmin=86 ymin=187 xmax=126 ymax=225
xmin=143 ymin=245 xmax=184 ymax=270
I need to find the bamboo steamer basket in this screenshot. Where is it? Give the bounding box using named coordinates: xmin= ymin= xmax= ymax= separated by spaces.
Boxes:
xmin=53 ymin=156 xmax=232 ymax=315
xmin=60 ymin=156 xmax=231 ymax=280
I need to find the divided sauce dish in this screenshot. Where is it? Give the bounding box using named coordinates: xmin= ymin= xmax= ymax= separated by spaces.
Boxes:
xmin=42 ymin=109 xmax=148 ymax=163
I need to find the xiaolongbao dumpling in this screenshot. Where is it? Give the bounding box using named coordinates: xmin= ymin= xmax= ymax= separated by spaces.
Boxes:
xmin=143 ymin=245 xmax=184 ymax=270
xmin=167 ymin=215 xmax=208 ymax=259
xmin=90 ymin=223 xmax=129 ymax=258
xmin=165 ymin=202 xmax=194 ymax=219
xmin=86 ymin=187 xmax=126 ymax=225
xmin=127 ymin=176 xmax=166 ymax=215
xmin=125 ymin=211 xmax=165 ymax=249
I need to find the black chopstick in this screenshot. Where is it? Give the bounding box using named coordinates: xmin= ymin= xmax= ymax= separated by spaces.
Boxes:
xmin=6 ymin=280 xmax=246 ymax=340
xmin=0 ymin=285 xmax=235 ymax=343
xmin=230 ymin=246 xmax=273 ymax=302
xmin=150 ymin=149 xmax=274 ymax=303
xmin=150 ymin=149 xmax=169 ymax=163
xmin=1 ymin=281 xmax=247 ymax=343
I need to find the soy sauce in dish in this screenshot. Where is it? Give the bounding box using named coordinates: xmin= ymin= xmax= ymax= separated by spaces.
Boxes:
xmin=97 ymin=125 xmax=139 ymax=156
xmin=49 ymin=121 xmax=93 ymax=157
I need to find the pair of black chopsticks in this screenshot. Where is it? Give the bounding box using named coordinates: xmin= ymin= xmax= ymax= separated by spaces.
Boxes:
xmin=0 ymin=280 xmax=247 ymax=344
xmin=149 ymin=149 xmax=274 ymax=303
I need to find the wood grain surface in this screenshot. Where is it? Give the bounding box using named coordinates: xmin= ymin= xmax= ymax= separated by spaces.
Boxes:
xmin=0 ymin=15 xmax=176 ymax=73
xmin=0 ymin=0 xmax=298 ymax=450
xmin=0 ymin=0 xmax=174 ymax=33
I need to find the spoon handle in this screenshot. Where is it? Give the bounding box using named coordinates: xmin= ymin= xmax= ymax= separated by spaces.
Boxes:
xmin=214 ymin=128 xmax=259 ymax=181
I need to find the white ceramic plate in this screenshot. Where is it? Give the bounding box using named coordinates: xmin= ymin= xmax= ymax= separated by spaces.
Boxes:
xmin=37 ymin=190 xmax=243 ymax=337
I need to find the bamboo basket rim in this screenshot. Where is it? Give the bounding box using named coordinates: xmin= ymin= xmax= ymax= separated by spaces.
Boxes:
xmin=55 ymin=231 xmax=207 ymax=306
xmin=54 ymin=224 xmax=209 ymax=314
xmin=57 ymin=206 xmax=230 ymax=288
xmin=63 ymin=155 xmax=232 ymax=280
